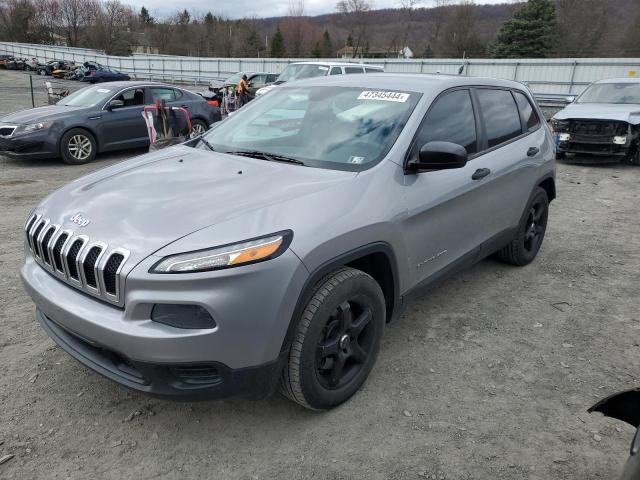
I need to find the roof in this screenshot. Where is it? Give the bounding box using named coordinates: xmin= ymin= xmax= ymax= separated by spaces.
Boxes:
xmin=288 ymin=61 xmax=383 ymax=69
xmin=288 ymin=73 xmax=527 ymax=94
xmin=594 ymin=77 xmax=640 ymax=84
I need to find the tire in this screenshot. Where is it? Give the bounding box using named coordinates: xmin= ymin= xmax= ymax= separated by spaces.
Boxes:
xmin=190 ymin=119 xmax=208 ymax=138
xmin=280 ymin=267 xmax=386 ymax=410
xmin=60 ymin=128 xmax=97 ymax=165
xmin=496 ymin=187 xmax=549 ymax=266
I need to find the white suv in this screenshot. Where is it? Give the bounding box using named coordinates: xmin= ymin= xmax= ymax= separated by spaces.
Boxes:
xmin=255 ymin=61 xmax=384 ymax=97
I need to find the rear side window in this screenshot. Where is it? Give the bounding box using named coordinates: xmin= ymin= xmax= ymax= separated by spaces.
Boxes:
xmin=330 ymin=67 xmax=342 ymax=75
xmin=344 ymin=66 xmax=364 ymax=74
xmin=150 ymin=87 xmax=176 ymax=102
xmin=476 ymin=89 xmax=523 ymax=148
xmin=365 ymin=67 xmax=382 ymax=73
xmin=513 ymin=91 xmax=540 ymax=131
xmin=415 ymin=89 xmax=477 ymax=155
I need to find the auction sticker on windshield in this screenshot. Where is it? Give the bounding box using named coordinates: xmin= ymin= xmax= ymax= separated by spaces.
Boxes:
xmin=358 ymin=91 xmax=410 ymax=102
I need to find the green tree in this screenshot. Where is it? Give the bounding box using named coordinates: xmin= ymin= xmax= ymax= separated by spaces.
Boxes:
xmin=310 ymin=41 xmax=322 ymax=58
xmin=422 ymin=44 xmax=434 ymax=58
xmin=270 ymin=26 xmax=285 ymax=57
xmin=491 ymin=0 xmax=557 ymax=58
xmin=321 ymin=29 xmax=333 ymax=57
xmin=139 ymin=6 xmax=153 ymax=25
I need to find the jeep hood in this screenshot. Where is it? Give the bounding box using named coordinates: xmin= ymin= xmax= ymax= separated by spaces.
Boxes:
xmin=34 ymin=145 xmax=355 ymax=262
xmin=1 ymin=105 xmax=86 ymax=124
xmin=553 ymin=103 xmax=640 ymax=125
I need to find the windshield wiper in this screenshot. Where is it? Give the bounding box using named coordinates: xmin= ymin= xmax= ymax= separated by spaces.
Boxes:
xmin=198 ymin=137 xmax=216 ymax=152
xmin=227 ymin=150 xmax=305 ymax=166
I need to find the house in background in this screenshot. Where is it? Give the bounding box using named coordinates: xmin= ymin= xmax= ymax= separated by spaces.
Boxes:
xmin=130 ymin=33 xmax=159 ymax=55
xmin=337 ymin=46 xmax=414 ymax=59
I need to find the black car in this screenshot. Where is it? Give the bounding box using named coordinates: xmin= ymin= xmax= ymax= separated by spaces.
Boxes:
xmin=0 ymin=81 xmax=222 ymax=164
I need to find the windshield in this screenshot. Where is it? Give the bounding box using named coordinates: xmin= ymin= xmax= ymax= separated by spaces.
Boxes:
xmin=225 ymin=72 xmax=243 ymax=85
xmin=577 ymin=82 xmax=640 ymax=104
xmin=277 ymin=64 xmax=330 ymax=83
xmin=57 ymin=85 xmax=116 ymax=107
xmin=200 ymin=86 xmax=420 ymax=171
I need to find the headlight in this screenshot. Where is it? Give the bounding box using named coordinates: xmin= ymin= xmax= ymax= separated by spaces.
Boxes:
xmin=550 ymin=119 xmax=569 ymax=133
xmin=151 ymin=231 xmax=292 ymax=273
xmin=15 ymin=122 xmax=53 ymax=134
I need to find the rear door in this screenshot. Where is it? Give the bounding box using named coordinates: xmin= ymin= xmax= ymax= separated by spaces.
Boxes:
xmin=469 ymin=87 xmax=545 ymax=251
xmin=97 ymin=86 xmax=148 ymax=151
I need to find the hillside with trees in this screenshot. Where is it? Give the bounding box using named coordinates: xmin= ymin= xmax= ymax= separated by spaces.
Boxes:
xmin=0 ymin=0 xmax=637 ymax=58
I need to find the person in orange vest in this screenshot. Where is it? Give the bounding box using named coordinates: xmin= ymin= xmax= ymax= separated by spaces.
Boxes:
xmin=236 ymin=74 xmax=249 ymax=108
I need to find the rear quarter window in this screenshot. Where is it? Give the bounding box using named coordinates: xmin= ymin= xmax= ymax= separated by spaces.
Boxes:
xmin=345 ymin=67 xmax=365 ymax=74
xmin=513 ymin=91 xmax=540 ymax=131
xmin=476 ymin=89 xmax=523 ymax=148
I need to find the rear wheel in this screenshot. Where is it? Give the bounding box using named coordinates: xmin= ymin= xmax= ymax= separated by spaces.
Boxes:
xmin=280 ymin=267 xmax=386 ymax=410
xmin=190 ymin=119 xmax=208 ymax=138
xmin=60 ymin=128 xmax=96 ymax=165
xmin=496 ymin=187 xmax=549 ymax=266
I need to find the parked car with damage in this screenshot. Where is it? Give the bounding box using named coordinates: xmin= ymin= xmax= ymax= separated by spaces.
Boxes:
xmin=255 ymin=61 xmax=384 ymax=97
xmin=82 ymin=66 xmax=130 ymax=83
xmin=20 ymin=74 xmax=555 ymax=409
xmin=590 ymin=388 xmax=640 ymax=479
xmin=215 ymin=72 xmax=279 ymax=97
xmin=37 ymin=60 xmax=72 ymax=76
xmin=0 ymin=81 xmax=221 ymax=164
xmin=551 ymin=78 xmax=640 ymax=164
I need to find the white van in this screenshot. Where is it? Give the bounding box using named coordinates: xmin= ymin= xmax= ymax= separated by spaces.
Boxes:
xmin=255 ymin=61 xmax=384 ymax=97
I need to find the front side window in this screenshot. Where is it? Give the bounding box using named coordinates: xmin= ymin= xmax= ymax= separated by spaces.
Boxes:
xmin=513 ymin=91 xmax=540 ymax=131
xmin=476 ymin=89 xmax=523 ymax=148
xmin=577 ymin=82 xmax=640 ymax=104
xmin=250 ymin=74 xmax=267 ymax=86
xmin=114 ymin=88 xmax=145 ymax=107
xmin=330 ymin=67 xmax=342 ymax=75
xmin=201 ymin=86 xmax=421 ymax=171
xmin=414 ymin=89 xmax=477 ymax=155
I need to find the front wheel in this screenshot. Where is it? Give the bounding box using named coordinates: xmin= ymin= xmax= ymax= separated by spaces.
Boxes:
xmin=496 ymin=187 xmax=549 ymax=266
xmin=60 ymin=128 xmax=97 ymax=165
xmin=280 ymin=267 xmax=386 ymax=410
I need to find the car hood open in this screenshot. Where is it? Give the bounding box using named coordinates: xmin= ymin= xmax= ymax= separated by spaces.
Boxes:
xmin=0 ymin=105 xmax=86 ymax=124
xmin=553 ymin=103 xmax=640 ymax=125
xmin=33 ymin=145 xmax=355 ymax=263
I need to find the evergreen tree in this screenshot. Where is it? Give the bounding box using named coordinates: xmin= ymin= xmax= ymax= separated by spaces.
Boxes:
xmin=139 ymin=6 xmax=154 ymax=25
xmin=346 ymin=33 xmax=354 ymax=47
xmin=423 ymin=44 xmax=434 ymax=58
xmin=311 ymin=42 xmax=322 ymax=58
xmin=321 ymin=30 xmax=333 ymax=57
xmin=491 ymin=0 xmax=557 ymax=58
xmin=270 ymin=27 xmax=286 ymax=58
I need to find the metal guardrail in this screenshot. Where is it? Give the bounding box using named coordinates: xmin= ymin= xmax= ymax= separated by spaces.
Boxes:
xmin=1 ymin=42 xmax=639 ymax=96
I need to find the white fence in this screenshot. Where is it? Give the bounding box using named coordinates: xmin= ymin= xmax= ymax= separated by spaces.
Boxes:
xmin=1 ymin=41 xmax=639 ymax=94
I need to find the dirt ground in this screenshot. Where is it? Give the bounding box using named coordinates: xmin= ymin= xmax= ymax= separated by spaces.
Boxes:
xmin=0 ymin=69 xmax=639 ymax=480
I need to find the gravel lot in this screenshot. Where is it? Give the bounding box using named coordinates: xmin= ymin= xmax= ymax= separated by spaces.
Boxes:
xmin=1 ymin=69 xmax=639 ymax=480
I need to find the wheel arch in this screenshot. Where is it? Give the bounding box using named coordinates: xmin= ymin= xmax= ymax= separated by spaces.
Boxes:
xmin=279 ymin=243 xmax=401 ymax=356
xmin=58 ymin=125 xmax=99 ymax=153
xmin=537 ymin=174 xmax=556 ymax=202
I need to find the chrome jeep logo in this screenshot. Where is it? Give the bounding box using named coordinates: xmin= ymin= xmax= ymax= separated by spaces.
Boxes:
xmin=69 ymin=213 xmax=90 ymax=227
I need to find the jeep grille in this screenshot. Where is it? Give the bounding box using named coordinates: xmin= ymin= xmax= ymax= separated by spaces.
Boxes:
xmin=25 ymin=213 xmax=129 ymax=306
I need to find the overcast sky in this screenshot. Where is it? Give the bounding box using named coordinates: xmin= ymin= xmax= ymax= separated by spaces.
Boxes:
xmin=129 ymin=0 xmax=509 ymax=20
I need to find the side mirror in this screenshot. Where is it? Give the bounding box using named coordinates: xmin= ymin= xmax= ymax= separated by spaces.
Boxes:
xmin=407 ymin=141 xmax=468 ymax=172
xmin=108 ymin=99 xmax=124 ymax=110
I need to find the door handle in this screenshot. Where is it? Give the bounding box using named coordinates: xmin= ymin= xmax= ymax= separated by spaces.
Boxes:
xmin=527 ymin=147 xmax=540 ymax=157
xmin=180 ymin=105 xmax=189 ymax=109
xmin=471 ymin=168 xmax=491 ymax=180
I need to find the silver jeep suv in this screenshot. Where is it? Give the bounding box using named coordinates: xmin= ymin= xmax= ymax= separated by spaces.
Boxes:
xmin=21 ymin=74 xmax=555 ymax=410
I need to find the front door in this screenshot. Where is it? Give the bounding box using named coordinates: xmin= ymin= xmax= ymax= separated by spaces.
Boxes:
xmin=97 ymin=87 xmax=148 ymax=151
xmin=402 ymin=89 xmax=498 ymax=286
